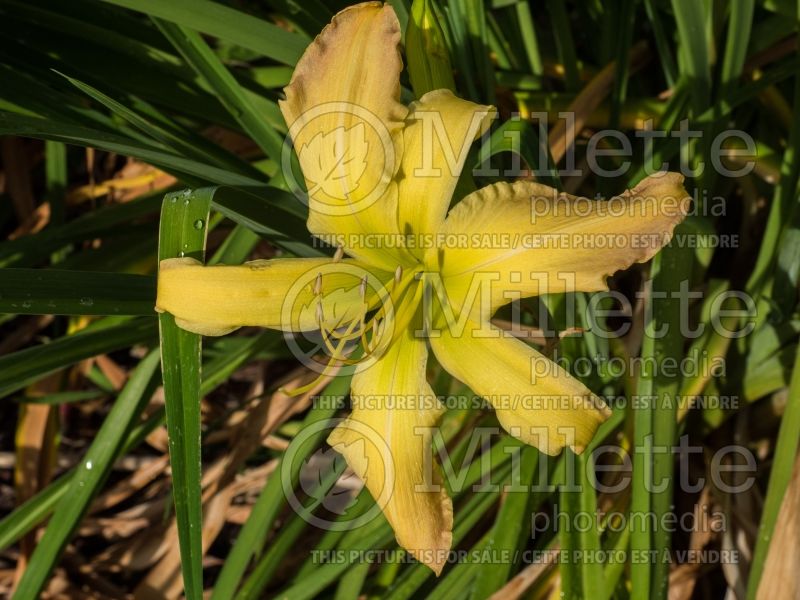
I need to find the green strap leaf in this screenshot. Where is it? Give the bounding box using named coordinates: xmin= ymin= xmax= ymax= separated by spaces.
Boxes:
xmin=157 ymin=188 xmax=213 ymax=600
xmin=0 ymin=269 xmax=155 ymax=316
xmin=12 ymin=350 xmax=161 ymax=600
xmin=97 ymin=0 xmax=309 ymax=66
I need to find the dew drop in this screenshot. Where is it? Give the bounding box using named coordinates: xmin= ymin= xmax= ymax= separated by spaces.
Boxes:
xmin=85 ymin=460 xmax=93 ymax=470
xmin=80 ymin=297 xmax=94 ymax=307
xmin=193 ymin=219 xmax=204 ymax=230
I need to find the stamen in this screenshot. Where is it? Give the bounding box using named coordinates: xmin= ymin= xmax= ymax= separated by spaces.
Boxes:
xmin=361 ymin=264 xmax=423 ymax=354
xmin=359 ymin=305 xmax=371 ymax=350
xmin=285 ymin=263 xmax=426 ymax=393
xmin=333 ymin=245 xmax=345 ymax=262
xmin=315 ymin=300 xmax=324 ymax=325
xmin=282 ymin=312 xmax=364 ymax=397
xmin=368 ymin=318 xmax=383 ymax=353
xmin=319 ymin=318 xmax=349 ymax=361
xmin=318 ymin=305 xmax=366 ymax=366
xmin=280 ymin=360 xmax=338 ymax=397
xmin=313 ymin=272 xmax=323 ymax=296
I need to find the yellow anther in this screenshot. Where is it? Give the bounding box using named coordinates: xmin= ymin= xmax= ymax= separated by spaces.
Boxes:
xmin=313 ymin=272 xmax=323 ymax=296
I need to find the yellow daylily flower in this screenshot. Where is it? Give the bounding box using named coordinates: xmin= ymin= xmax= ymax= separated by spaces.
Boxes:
xmin=156 ymin=2 xmax=691 ymax=575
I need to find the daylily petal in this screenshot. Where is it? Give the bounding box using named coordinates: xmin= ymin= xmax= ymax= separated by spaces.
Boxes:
xmin=328 ymin=321 xmax=452 ymax=575
xmin=156 ymin=257 xmax=390 ymax=336
xmin=280 ymin=3 xmax=409 ymax=270
xmin=398 ymin=89 xmax=495 ymax=254
xmin=429 ymin=317 xmax=610 ymax=455
xmin=429 ymin=173 xmax=691 ymax=319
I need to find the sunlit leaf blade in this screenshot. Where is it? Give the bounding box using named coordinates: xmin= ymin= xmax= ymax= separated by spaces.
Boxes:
xmin=11 ymin=351 xmax=161 ymax=600
xmin=154 ymin=18 xmax=284 ymax=162
xmin=747 ymin=347 xmax=800 ymax=598
xmin=0 ymin=111 xmax=263 ymax=187
xmin=0 ymin=317 xmax=157 ymax=398
xmin=0 ymin=269 xmax=155 ymax=316
xmin=210 ymin=376 xmax=350 ymax=600
xmin=98 ymin=0 xmax=309 ymax=65
xmin=157 ymin=188 xmax=212 ymax=600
